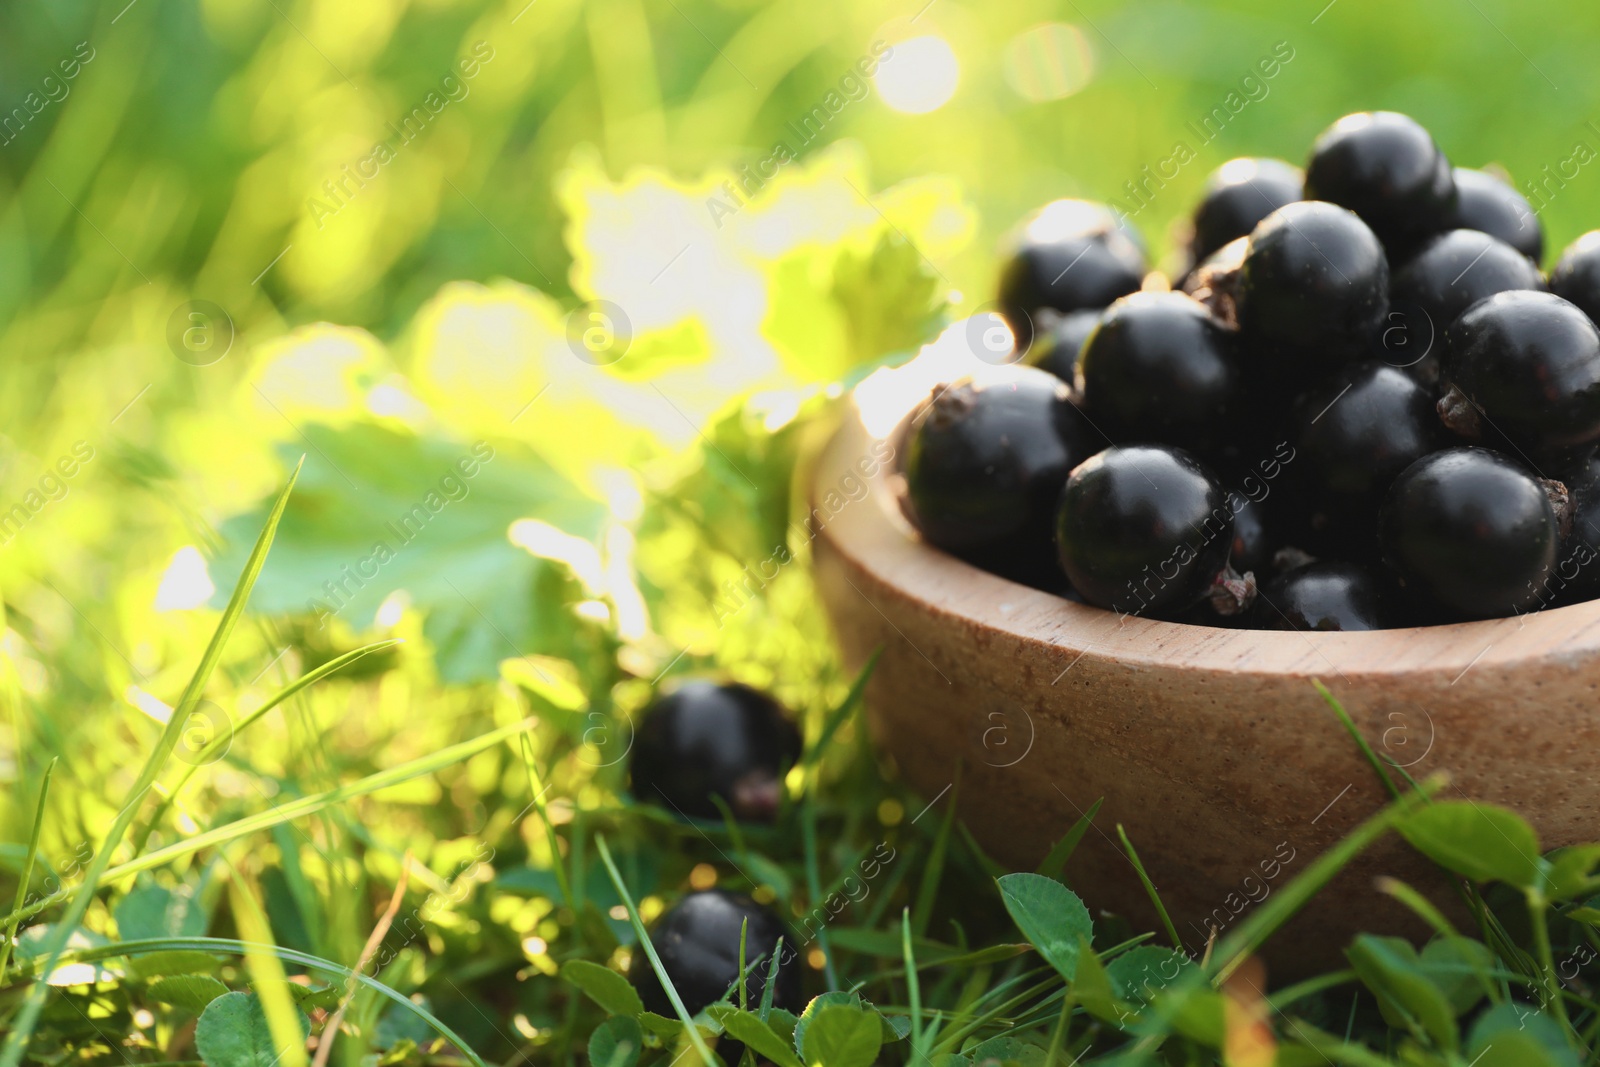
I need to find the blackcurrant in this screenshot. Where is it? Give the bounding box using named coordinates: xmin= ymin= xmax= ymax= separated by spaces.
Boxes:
xmin=1253 ymin=561 xmax=1401 ymax=631
xmin=1549 ymin=232 xmax=1600 ymax=326
xmin=901 ymin=369 xmax=1099 ymax=585
xmin=1189 ymin=157 xmax=1303 ymax=265
xmin=996 ymin=200 xmax=1146 ymax=334
xmin=1555 ymin=447 xmax=1600 ymax=604
xmin=629 ymin=890 xmax=802 ymax=1017
xmin=1303 ymin=111 xmax=1456 ymax=254
xmin=1078 ymin=292 xmax=1240 ymax=449
xmin=1236 ymin=201 xmax=1389 ymax=374
xmin=1226 ymin=489 xmax=1275 ymax=577
xmin=1440 ymin=291 xmax=1600 ymax=450
xmin=1022 ymin=309 xmax=1100 ymax=385
xmin=1055 ymin=445 xmax=1234 ymax=617
xmin=1450 ymin=168 xmax=1542 ymax=262
xmin=630 ymin=682 xmax=802 ymax=822
xmin=1380 ymin=447 xmax=1558 ymax=619
xmin=1297 ymin=360 xmax=1447 ymax=508
xmin=1393 ymin=229 xmax=1545 ymax=337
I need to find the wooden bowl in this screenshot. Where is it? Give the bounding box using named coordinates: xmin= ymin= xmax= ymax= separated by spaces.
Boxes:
xmin=810 ymin=322 xmax=1600 ymax=976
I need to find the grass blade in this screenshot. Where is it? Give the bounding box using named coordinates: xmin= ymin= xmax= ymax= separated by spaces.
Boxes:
xmin=0 ymin=758 xmax=56 ymax=980
xmin=0 ymin=718 xmax=533 ymax=931
xmin=138 ymin=639 xmax=403 ymax=848
xmin=0 ymin=457 xmax=303 ymax=1067
xmin=1117 ymin=823 xmax=1181 ymax=952
xmin=911 ymin=772 xmax=958 ymax=939
xmin=800 ymin=798 xmax=838 ymax=989
xmin=595 ymin=835 xmax=717 ymax=1067
xmin=1210 ymin=774 xmax=1444 ymax=984
xmin=805 ymin=650 xmax=880 ymax=775
xmin=1314 ymin=679 xmax=1402 ymax=802
xmin=1035 ymin=797 xmax=1102 ymax=880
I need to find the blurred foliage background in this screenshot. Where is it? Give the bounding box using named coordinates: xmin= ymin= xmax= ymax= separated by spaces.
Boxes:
xmin=3 ymin=0 xmax=1600 ymax=1060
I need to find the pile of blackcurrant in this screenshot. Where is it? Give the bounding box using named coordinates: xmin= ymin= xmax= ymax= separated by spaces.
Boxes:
xmin=901 ymin=111 xmax=1600 ymax=630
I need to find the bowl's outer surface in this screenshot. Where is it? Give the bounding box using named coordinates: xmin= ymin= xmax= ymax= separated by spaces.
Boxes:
xmin=810 ymin=335 xmax=1600 ymax=975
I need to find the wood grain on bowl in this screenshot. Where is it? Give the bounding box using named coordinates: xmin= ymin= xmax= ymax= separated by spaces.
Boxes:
xmin=810 ymin=322 xmax=1600 ymax=976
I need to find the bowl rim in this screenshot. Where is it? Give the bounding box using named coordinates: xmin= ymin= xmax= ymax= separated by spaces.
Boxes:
xmin=813 ymin=321 xmax=1600 ymax=681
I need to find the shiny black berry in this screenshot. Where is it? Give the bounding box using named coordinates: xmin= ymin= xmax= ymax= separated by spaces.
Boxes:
xmin=1439 ymin=291 xmax=1600 ymax=450
xmin=630 ymin=890 xmax=802 ymax=1017
xmin=1393 ymin=229 xmax=1545 ymax=334
xmin=1189 ymin=157 xmax=1303 ymax=265
xmin=901 ymin=370 xmax=1098 ymax=584
xmin=1549 ymin=232 xmax=1600 ymax=325
xmin=1253 ymin=562 xmax=1401 ymax=631
xmin=1055 ymin=445 xmax=1234 ymax=617
xmin=630 ymin=682 xmax=801 ymax=822
xmin=1298 ymin=360 xmax=1446 ymax=506
xmin=1556 ymin=447 xmax=1600 ymax=603
xmin=1450 ymin=168 xmax=1542 ymax=262
xmin=1078 ymin=292 xmax=1239 ymax=449
xmin=1022 ymin=309 xmax=1100 ymax=385
xmin=1303 ymin=111 xmax=1456 ymax=254
xmin=996 ymin=200 xmax=1146 ymax=334
xmin=1237 ymin=201 xmax=1389 ymax=374
xmin=1381 ymin=447 xmax=1558 ymax=619
xmin=1225 ymin=489 xmax=1275 ymax=577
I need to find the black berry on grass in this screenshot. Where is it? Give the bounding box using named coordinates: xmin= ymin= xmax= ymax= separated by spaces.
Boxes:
xmin=901 ymin=369 xmax=1097 ymax=585
xmin=996 ymin=199 xmax=1146 ymax=334
xmin=1189 ymin=158 xmax=1303 ymax=266
xmin=1236 ymin=201 xmax=1390 ymax=374
xmin=1078 ymin=292 xmax=1240 ymax=449
xmin=1253 ymin=562 xmax=1400 ymax=631
xmin=1055 ymin=445 xmax=1236 ymax=617
xmin=1392 ymin=229 xmax=1545 ymax=333
xmin=1450 ymin=167 xmax=1542 ymax=262
xmin=630 ymin=682 xmax=802 ymax=822
xmin=630 ymin=890 xmax=802 ymax=1017
xmin=1549 ymin=232 xmax=1600 ymax=325
xmin=1439 ymin=290 xmax=1600 ymax=450
xmin=1303 ymin=111 xmax=1456 ymax=254
xmin=1022 ymin=309 xmax=1101 ymax=385
xmin=1380 ymin=447 xmax=1560 ymax=619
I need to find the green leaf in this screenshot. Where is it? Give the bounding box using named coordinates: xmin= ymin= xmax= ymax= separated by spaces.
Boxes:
xmin=194 ymin=991 xmax=310 ymax=1067
xmin=1467 ymin=1003 xmax=1579 ymax=1067
xmin=116 ymin=884 xmax=206 ymax=941
xmin=800 ymin=1003 xmax=882 ymax=1067
xmin=765 ymin=1008 xmax=800 ymax=1048
xmin=635 ymin=1012 xmax=684 ymax=1039
xmin=713 ymin=1008 xmax=803 ymax=1067
xmin=127 ymin=950 xmax=223 ymax=979
xmin=1070 ymin=941 xmax=1126 ymax=1025
xmin=1398 ymin=802 xmax=1541 ymax=888
xmin=560 ymin=960 xmax=644 ymax=1018
xmin=147 ymin=975 xmax=229 ymax=1014
xmin=375 ymin=997 xmax=437 ymax=1049
xmin=212 ymin=425 xmax=607 ymax=683
xmin=1542 ymin=844 xmax=1600 ymax=900
xmin=967 ymin=1035 xmax=1047 ymax=1066
xmin=1417 ymin=936 xmax=1495 ymax=1015
xmin=1346 ymin=935 xmax=1458 ymax=1051
xmin=587 ymin=1016 xmax=643 ymax=1067
xmin=792 ymin=992 xmax=861 ymax=1055
xmin=995 ymin=873 xmax=1093 ymax=980
xmin=1106 ymin=946 xmax=1193 ymax=1007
